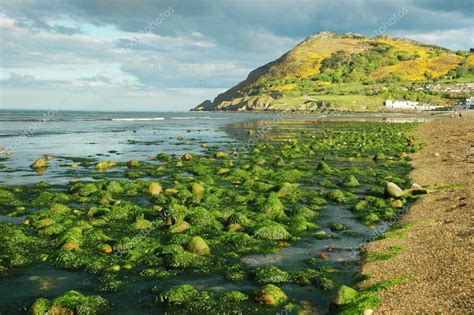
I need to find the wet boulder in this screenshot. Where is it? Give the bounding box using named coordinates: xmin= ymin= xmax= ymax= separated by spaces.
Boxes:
xmin=30 ymin=158 xmax=48 ymax=169
xmin=190 ymin=182 xmax=205 ymax=197
xmin=169 ymin=221 xmax=190 ymax=234
xmin=261 ymin=192 xmax=285 ymax=219
xmin=254 ymin=222 xmax=290 ymax=240
xmin=316 ymin=161 xmax=332 ymax=173
xmin=332 ymin=285 xmax=358 ymax=306
xmin=95 ymin=160 xmax=116 ymax=170
xmin=255 ymin=266 xmax=290 ymax=284
xmin=254 ymin=284 xmax=288 ymax=305
xmin=373 ymin=152 xmax=385 ymax=161
xmin=214 ymin=151 xmax=228 ymax=159
xmin=341 ymin=175 xmax=360 ymax=187
xmin=159 ymin=284 xmax=199 ymax=306
xmin=186 ymin=236 xmax=210 ymax=255
xmin=181 ymin=153 xmax=193 ymax=161
xmin=145 ymin=182 xmax=162 ymax=195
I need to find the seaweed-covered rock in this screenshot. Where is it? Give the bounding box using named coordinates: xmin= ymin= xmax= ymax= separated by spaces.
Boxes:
xmin=127 ymin=160 xmax=140 ymax=167
xmin=169 ymin=221 xmax=190 ymax=234
xmin=221 ymin=291 xmax=248 ymax=303
xmin=146 ymin=182 xmax=162 ymax=196
xmin=107 ymin=181 xmax=123 ymax=194
xmin=31 ymin=290 xmax=108 ymax=315
xmin=316 ymin=161 xmax=332 ymax=173
xmin=98 ymin=244 xmax=113 ymax=254
xmin=30 ymin=298 xmax=49 ymax=315
xmin=342 ymin=175 xmax=360 ymax=187
xmin=227 ymin=223 xmax=244 ymax=232
xmin=391 ymin=199 xmax=404 ymax=208
xmin=61 ymin=241 xmax=80 ymax=251
xmin=254 ymin=284 xmax=288 ymax=305
xmin=70 ymin=183 xmax=98 ymax=197
xmin=164 ymin=188 xmax=179 ymax=196
xmin=327 ymin=189 xmax=346 ymax=203
xmin=332 ymin=285 xmax=358 ymax=306
xmin=384 ymin=182 xmax=404 ymax=198
xmin=30 ymin=158 xmax=48 ymax=169
xmin=329 ymin=223 xmax=347 ymax=232
xmin=190 ymin=182 xmax=205 ymax=197
xmin=255 ymin=266 xmax=290 ymax=284
xmin=95 ymin=160 xmax=116 ymax=170
xmin=186 ymin=236 xmax=210 ymax=256
xmin=181 ymin=153 xmax=193 ymax=161
xmin=133 ymin=218 xmax=152 ymax=230
xmin=156 ymin=153 xmax=172 ymax=162
xmin=159 ymin=284 xmax=199 ymax=306
xmin=275 ymin=182 xmax=298 ymax=197
xmin=373 ymin=152 xmax=385 ymax=161
xmin=261 ymin=192 xmax=285 ymax=219
xmin=215 ymin=151 xmax=228 ymax=159
xmin=168 ymin=203 xmax=189 ymax=223
xmin=254 ymin=223 xmax=290 ymax=240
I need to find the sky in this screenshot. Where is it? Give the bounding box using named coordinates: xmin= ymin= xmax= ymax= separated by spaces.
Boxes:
xmin=0 ymin=0 xmax=473 ymax=112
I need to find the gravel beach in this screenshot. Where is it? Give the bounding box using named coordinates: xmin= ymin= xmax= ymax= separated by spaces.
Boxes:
xmin=359 ymin=112 xmax=474 ymax=314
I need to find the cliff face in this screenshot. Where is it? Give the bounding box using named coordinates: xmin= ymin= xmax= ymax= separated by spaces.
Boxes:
xmin=192 ymin=31 xmax=473 ymax=111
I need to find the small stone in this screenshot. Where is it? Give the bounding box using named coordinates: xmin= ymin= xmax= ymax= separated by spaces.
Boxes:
xmin=391 ymin=199 xmax=404 ymax=208
xmin=215 ymin=151 xmax=228 ymax=159
xmin=61 ymin=241 xmax=79 ymax=251
xmin=95 ymin=160 xmax=116 ymax=170
xmin=169 ymin=221 xmax=190 ymax=234
xmin=434 ymin=152 xmax=440 ymax=157
xmin=98 ymin=244 xmax=113 ymax=254
xmin=153 ymin=205 xmax=163 ymax=211
xmin=317 ymin=253 xmax=329 ymax=260
xmin=164 ymin=188 xmax=179 ymax=196
xmin=385 ymin=182 xmax=404 ymax=198
xmin=71 ymin=163 xmax=79 ymax=169
xmin=45 ymin=155 xmax=53 ymax=161
xmin=127 ymin=160 xmax=140 ymax=167
xmin=227 ymin=223 xmax=244 ymax=232
xmin=399 ymin=152 xmax=408 ymax=159
xmin=363 ymin=309 xmax=374 ymax=315
xmin=181 ymin=153 xmax=193 ymax=161
xmin=108 ymin=264 xmax=121 ymax=272
xmin=410 ymin=183 xmax=427 ymax=195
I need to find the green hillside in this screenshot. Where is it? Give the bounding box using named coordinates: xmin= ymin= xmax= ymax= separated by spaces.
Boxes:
xmin=193 ymin=32 xmax=474 ymax=111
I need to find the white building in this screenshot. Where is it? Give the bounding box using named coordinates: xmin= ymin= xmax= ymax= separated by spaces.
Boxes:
xmin=465 ymin=97 xmax=474 ymax=108
xmin=384 ymin=100 xmax=441 ymax=111
xmin=384 ymin=100 xmax=418 ymax=109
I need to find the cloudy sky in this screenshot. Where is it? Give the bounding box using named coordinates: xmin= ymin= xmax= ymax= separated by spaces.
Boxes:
xmin=0 ymin=0 xmax=473 ymax=111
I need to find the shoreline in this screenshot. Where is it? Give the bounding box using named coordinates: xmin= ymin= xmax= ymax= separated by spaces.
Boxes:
xmin=358 ymin=113 xmax=473 ymax=313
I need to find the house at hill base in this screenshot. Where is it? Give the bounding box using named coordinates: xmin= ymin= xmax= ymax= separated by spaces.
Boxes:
xmin=384 ymin=100 xmax=441 ymax=111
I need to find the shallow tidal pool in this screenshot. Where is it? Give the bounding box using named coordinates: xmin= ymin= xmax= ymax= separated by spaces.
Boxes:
xmin=0 ymin=114 xmax=423 ymax=314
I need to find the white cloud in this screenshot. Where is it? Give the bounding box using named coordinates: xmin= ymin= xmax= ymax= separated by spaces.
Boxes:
xmin=394 ymin=27 xmax=474 ymax=51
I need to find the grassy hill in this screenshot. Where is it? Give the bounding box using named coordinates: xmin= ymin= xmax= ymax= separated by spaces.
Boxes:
xmin=193 ymin=32 xmax=474 ymax=112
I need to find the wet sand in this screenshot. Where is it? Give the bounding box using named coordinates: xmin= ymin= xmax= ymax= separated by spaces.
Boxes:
xmin=359 ymin=112 xmax=474 ymax=313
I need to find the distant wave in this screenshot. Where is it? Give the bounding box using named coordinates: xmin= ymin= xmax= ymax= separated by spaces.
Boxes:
xmin=170 ymin=116 xmax=210 ymax=120
xmin=110 ymin=117 xmax=165 ymax=121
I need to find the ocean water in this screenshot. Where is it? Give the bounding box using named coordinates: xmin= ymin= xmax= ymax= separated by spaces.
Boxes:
xmin=0 ymin=110 xmax=292 ymax=185
xmin=0 ymin=110 xmax=430 ymax=186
